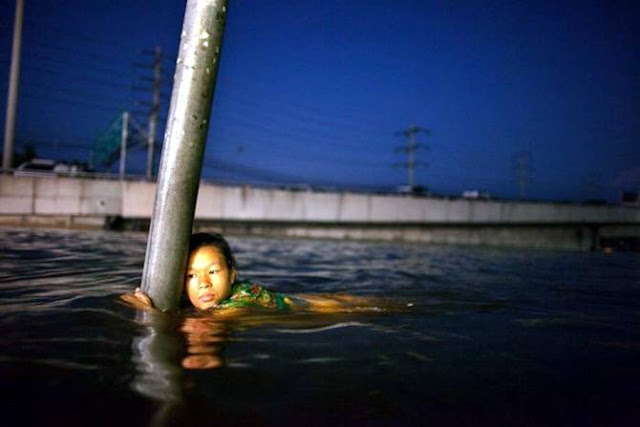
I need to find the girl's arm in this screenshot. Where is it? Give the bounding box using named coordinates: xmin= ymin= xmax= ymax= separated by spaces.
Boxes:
xmin=294 ymin=294 xmax=384 ymax=313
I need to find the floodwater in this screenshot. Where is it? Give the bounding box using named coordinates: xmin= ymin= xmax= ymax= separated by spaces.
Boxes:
xmin=0 ymin=228 xmax=638 ymax=426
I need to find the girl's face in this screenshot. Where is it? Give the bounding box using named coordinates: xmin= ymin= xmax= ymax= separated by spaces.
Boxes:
xmin=185 ymin=245 xmax=236 ymax=310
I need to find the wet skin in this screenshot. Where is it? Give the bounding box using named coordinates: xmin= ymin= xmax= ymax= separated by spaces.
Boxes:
xmin=185 ymin=246 xmax=237 ymax=310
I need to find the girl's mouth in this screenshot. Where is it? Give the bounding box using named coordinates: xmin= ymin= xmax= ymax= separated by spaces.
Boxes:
xmin=199 ymin=294 xmax=216 ymax=303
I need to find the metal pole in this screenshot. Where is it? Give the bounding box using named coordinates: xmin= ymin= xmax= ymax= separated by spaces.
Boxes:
xmin=2 ymin=0 xmax=24 ymax=170
xmin=119 ymin=111 xmax=129 ymax=178
xmin=146 ymin=46 xmax=162 ymax=180
xmin=141 ymin=0 xmax=228 ymax=311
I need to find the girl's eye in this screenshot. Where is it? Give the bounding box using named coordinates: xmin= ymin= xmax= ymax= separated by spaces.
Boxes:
xmin=187 ymin=273 xmax=196 ymax=279
xmin=209 ymin=269 xmax=218 ymax=275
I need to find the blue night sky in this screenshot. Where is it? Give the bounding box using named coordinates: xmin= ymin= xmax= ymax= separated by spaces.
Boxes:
xmin=1 ymin=0 xmax=638 ymax=202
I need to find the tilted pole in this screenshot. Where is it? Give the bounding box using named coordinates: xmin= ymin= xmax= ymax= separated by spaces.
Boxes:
xmin=2 ymin=0 xmax=24 ymax=170
xmin=141 ymin=0 xmax=228 ymax=311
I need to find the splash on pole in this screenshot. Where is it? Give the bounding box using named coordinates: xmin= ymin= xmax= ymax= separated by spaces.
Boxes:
xmin=141 ymin=0 xmax=228 ymax=311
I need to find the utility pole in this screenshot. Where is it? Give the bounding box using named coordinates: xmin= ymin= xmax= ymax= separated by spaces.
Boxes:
xmin=119 ymin=111 xmax=129 ymax=178
xmin=2 ymin=0 xmax=24 ymax=170
xmin=394 ymin=124 xmax=429 ymax=188
xmin=147 ymin=46 xmax=162 ymax=180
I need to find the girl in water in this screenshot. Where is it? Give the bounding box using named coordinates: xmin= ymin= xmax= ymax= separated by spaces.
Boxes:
xmin=122 ymin=232 xmax=373 ymax=313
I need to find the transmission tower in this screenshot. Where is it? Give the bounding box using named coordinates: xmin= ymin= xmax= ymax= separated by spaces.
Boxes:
xmin=119 ymin=111 xmax=129 ymax=178
xmin=582 ymin=171 xmax=603 ymax=202
xmin=394 ymin=124 xmax=429 ymax=188
xmin=512 ymin=151 xmax=532 ymax=199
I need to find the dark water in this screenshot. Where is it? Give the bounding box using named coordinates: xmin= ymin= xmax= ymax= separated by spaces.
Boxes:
xmin=0 ymin=228 xmax=639 ymax=426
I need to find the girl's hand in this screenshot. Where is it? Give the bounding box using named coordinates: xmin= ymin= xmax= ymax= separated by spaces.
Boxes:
xmin=120 ymin=287 xmax=154 ymax=310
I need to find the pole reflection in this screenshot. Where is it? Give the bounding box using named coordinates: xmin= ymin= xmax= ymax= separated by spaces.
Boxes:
xmin=130 ymin=310 xmax=231 ymax=426
xmin=130 ymin=310 xmax=233 ymax=418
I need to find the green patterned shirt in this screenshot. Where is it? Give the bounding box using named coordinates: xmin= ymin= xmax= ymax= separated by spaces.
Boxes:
xmin=216 ymin=281 xmax=293 ymax=311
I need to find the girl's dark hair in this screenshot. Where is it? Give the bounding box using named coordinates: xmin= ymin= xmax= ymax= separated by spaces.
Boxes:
xmin=188 ymin=232 xmax=237 ymax=271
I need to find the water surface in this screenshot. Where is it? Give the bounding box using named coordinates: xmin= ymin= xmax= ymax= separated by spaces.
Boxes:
xmin=0 ymin=228 xmax=638 ymax=426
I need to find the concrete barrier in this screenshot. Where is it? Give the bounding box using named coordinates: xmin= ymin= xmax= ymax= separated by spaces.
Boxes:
xmin=1 ymin=175 xmax=638 ymax=250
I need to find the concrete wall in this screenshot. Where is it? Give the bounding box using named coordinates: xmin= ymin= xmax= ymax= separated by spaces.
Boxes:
xmin=1 ymin=175 xmax=639 ymax=250
xmin=190 ymin=222 xmax=599 ymax=251
xmin=0 ymin=176 xmax=121 ymax=216
xmin=2 ymin=175 xmax=639 ymax=224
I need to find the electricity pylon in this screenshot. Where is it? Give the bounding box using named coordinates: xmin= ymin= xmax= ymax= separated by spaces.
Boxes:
xmin=394 ymin=124 xmax=429 ymax=188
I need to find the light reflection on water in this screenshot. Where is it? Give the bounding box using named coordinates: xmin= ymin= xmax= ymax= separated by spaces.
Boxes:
xmin=0 ymin=227 xmax=639 ymax=426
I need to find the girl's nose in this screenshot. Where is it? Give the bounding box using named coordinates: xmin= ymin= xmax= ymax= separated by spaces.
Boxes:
xmin=198 ymin=274 xmax=211 ymax=288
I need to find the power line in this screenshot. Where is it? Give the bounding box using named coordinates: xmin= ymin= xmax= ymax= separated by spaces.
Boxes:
xmin=22 ymin=50 xmax=135 ymax=79
xmin=210 ymin=109 xmax=391 ymax=155
xmin=20 ymin=90 xmax=127 ymax=112
xmin=23 ymin=80 xmax=134 ymax=104
xmin=201 ymin=157 xmax=389 ymax=191
xmin=217 ymin=86 xmax=384 ymax=137
xmin=22 ymin=62 xmax=134 ymax=90
xmin=220 ymin=74 xmax=385 ymax=128
xmin=23 ymin=36 xmax=138 ymax=66
xmin=213 ymin=97 xmax=387 ymax=150
xmin=208 ymin=134 xmax=389 ymax=169
xmin=22 ymin=15 xmax=149 ymax=51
